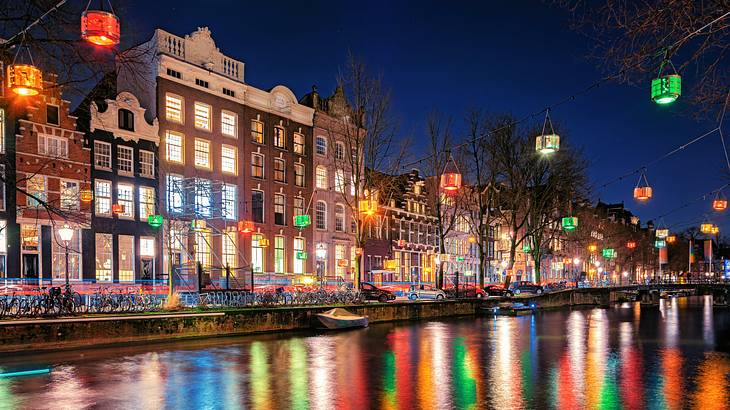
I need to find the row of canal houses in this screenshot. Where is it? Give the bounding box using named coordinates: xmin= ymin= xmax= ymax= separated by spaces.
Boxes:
xmin=0 ymin=26 xmax=483 ymax=289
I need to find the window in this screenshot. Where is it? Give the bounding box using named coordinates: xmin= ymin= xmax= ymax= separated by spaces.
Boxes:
xmin=166 ymin=174 xmax=184 ymax=213
xmin=21 ymin=224 xmax=39 ymax=252
xmin=195 ymin=78 xmax=209 ymax=88
xmin=316 ymin=166 xmax=328 ymax=189
xmin=251 ymin=153 xmax=264 ymax=178
xmin=26 ymin=175 xmax=45 ymax=207
xmin=274 ymin=236 xmax=285 ymax=274
xmin=335 ymin=142 xmax=345 ymax=161
xmin=118 ymin=235 xmax=135 ymax=282
xmin=222 ymin=230 xmax=237 ymax=270
xmin=316 ymin=201 xmax=327 ymax=230
xmin=194 ymin=102 xmax=211 ymax=130
xmin=139 ymin=186 xmax=155 ymax=220
xmin=273 ymin=126 xmax=286 ymax=149
xmin=165 ymin=94 xmax=183 ymax=123
xmin=38 ymin=134 xmax=68 ymax=158
xmin=95 ymin=233 xmax=112 ymax=282
xmin=166 ymin=68 xmax=182 ymax=79
xmin=117 ymin=146 xmax=134 ymax=175
xmin=140 ymin=237 xmax=155 ymax=257
xmin=95 ymin=179 xmax=111 ymax=215
xmin=293 ymin=237 xmax=305 ymax=275
xmin=195 ymin=178 xmax=212 ymax=217
xmin=52 ymin=228 xmax=80 ymax=281
xmin=93 ymin=141 xmax=111 ymax=169
xmin=294 ymin=163 xmax=305 ymax=187
xmin=293 ymin=132 xmax=304 ymax=155
xmin=251 ymin=120 xmax=264 ymax=143
xmin=336 ymin=244 xmax=346 ymax=278
xmin=294 ymin=196 xmax=304 ymax=219
xmin=0 ymin=165 xmax=5 ymax=210
xmin=140 ymin=150 xmax=155 ymax=178
xmin=223 ymin=87 xmax=235 ymax=97
xmin=47 ymin=104 xmax=59 ymax=126
xmin=221 ymin=145 xmax=237 ymax=174
xmin=0 ymin=109 xmax=4 ymax=153
xmin=316 ymin=136 xmax=327 ymax=156
xmin=335 ymin=169 xmax=345 ymax=193
xmin=118 ymin=109 xmax=134 ymax=131
xmin=274 ymin=158 xmax=286 ymax=182
xmin=195 ymin=230 xmax=211 ymax=268
xmin=221 ymin=111 xmax=237 ymax=137
xmin=335 ymin=204 xmax=345 ymax=232
xmin=274 ymin=193 xmax=285 ymax=226
xmin=222 ymin=183 xmax=237 ymax=220
xmin=194 ymin=139 xmax=210 ymax=169
xmin=60 ymin=180 xmax=79 ymax=210
xmin=165 ymin=131 xmax=184 ymax=163
xmin=252 ymin=234 xmax=264 ymax=274
xmin=252 ymin=190 xmax=264 ymax=223
xmin=117 ymin=183 xmax=134 ymax=218
xmin=351 ymin=174 xmax=356 ymax=196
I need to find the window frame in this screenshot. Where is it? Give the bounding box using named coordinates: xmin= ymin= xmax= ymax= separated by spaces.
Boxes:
xmin=274 ymin=193 xmax=285 ymax=226
xmin=165 ymin=93 xmax=184 ymax=124
xmin=117 ymin=145 xmax=134 ymax=175
xmin=94 ymin=141 xmax=112 ymax=170
xmin=251 ymin=119 xmax=264 ymax=144
xmin=273 ymin=158 xmax=286 ymax=183
xmin=139 ymin=150 xmax=155 ymax=178
xmin=293 ymin=132 xmax=304 ymax=155
xmin=315 ymin=200 xmax=327 ymax=230
xmin=139 ymin=186 xmax=156 ymax=220
xmin=251 ymin=153 xmax=264 ymax=179
xmin=95 ymin=179 xmax=112 ymax=216
xmin=273 ymin=125 xmax=286 ymax=149
xmin=221 ymin=110 xmax=237 ymax=138
xmin=315 ymin=136 xmax=327 ymax=156
xmin=117 ymin=183 xmax=135 ymax=219
xmin=316 ymin=166 xmax=328 ymax=189
xmin=194 ymin=101 xmax=211 ymax=131
xmin=194 ymin=138 xmax=211 ymax=169
xmin=221 ymin=144 xmax=237 ymax=175
xmin=165 ymin=131 xmax=184 ymax=163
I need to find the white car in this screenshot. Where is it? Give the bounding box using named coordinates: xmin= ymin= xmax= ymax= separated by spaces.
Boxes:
xmin=407 ymin=284 xmax=446 ymax=300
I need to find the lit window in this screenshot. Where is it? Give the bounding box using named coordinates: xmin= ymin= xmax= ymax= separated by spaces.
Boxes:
xmin=165 ymin=94 xmax=183 ymax=123
xmin=316 ymin=136 xmax=327 ymax=156
xmin=21 ymin=224 xmax=40 ymax=252
xmin=251 ymin=153 xmax=264 ymax=178
xmin=94 ymin=141 xmax=111 ymax=169
xmin=316 ymin=166 xmax=328 ymax=189
xmin=251 ymin=120 xmax=264 ymax=143
xmin=166 ymin=174 xmax=184 ymax=213
xmin=165 ymin=131 xmax=184 ymax=163
xmin=95 ymin=233 xmax=112 ymax=282
xmin=273 ymin=126 xmax=286 ymax=149
xmin=293 ymin=237 xmax=305 ymax=274
xmin=195 ymin=230 xmax=211 ymax=268
xmin=139 ymin=186 xmax=155 ymax=220
xmin=274 ymin=193 xmax=285 ymax=225
xmin=52 ymin=228 xmax=80 ymax=281
xmin=194 ymin=178 xmax=212 ymax=217
xmin=95 ymin=179 xmax=111 ymax=215
xmin=117 ymin=183 xmax=134 ymax=218
xmin=221 ymin=145 xmax=237 ymax=174
xmin=140 ymin=237 xmax=155 ymax=257
xmin=274 ymin=236 xmax=285 ymax=274
xmin=194 ymin=139 xmax=210 ymax=169
xmin=316 ymin=201 xmax=327 ymax=230
xmin=252 ymin=234 xmax=264 ymax=274
xmin=335 ymin=142 xmax=345 ymax=160
xmin=222 ymin=183 xmax=237 ymax=220
xmin=293 ymin=132 xmax=304 ymax=155
xmin=140 ymin=150 xmax=155 ymax=178
xmin=60 ymin=180 xmax=79 ymax=210
xmin=252 ymin=190 xmax=264 ymax=223
xmin=38 ymin=134 xmax=68 ymax=158
xmin=294 ymin=196 xmax=304 ymax=218
xmin=335 ymin=203 xmax=345 ymax=232
xmin=194 ymin=102 xmax=210 ymax=130
xmin=223 ymin=230 xmax=237 ymax=270
xmin=117 ymin=145 xmax=134 ymax=175
xmin=0 ymin=165 xmax=5 ymax=211
xmin=335 ymin=169 xmax=345 ymax=193
xmin=274 ymin=158 xmax=286 ymax=182
xmin=26 ymin=175 xmax=46 ymax=207
xmin=294 ymin=163 xmax=305 ymax=187
xmin=0 ymin=109 xmax=5 ymax=153
xmin=221 ymin=111 xmax=237 ymax=137
xmin=336 ymin=244 xmax=346 ymax=278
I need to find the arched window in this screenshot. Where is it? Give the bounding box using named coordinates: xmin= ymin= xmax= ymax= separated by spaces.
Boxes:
xmin=118 ymin=109 xmax=134 ymax=131
xmin=335 ymin=203 xmax=345 ymax=232
xmin=316 ymin=166 xmax=328 ymax=189
xmin=316 ymin=201 xmax=327 ymax=230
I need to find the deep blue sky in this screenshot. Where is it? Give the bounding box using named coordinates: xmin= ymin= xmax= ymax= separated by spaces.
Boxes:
xmin=122 ymin=0 xmax=728 ymax=232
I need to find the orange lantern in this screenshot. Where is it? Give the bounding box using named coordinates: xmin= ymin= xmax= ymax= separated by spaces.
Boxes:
xmin=238 ymin=220 xmax=255 ymax=233
xmin=440 ymin=173 xmax=462 ymax=192
xmin=626 ymin=241 xmax=636 ymax=249
xmin=397 ymin=239 xmax=406 ymax=247
xmin=634 ymin=171 xmax=652 ymax=201
xmin=468 ymin=235 xmax=477 ymax=244
xmin=358 ymin=199 xmax=378 ymax=216
xmin=7 ymin=64 xmax=43 ymax=96
xmin=588 ymin=244 xmax=598 ymax=253
xmin=258 ymin=238 xmax=270 ymax=248
xmin=700 ymin=223 xmax=713 ymax=234
xmin=354 ymin=248 xmax=363 ymax=256
xmin=112 ymin=203 xmax=124 ymax=214
xmin=713 ymin=199 xmax=727 ymax=211
xmin=80 ymin=189 xmax=93 ymax=203
xmin=711 ymin=226 xmax=720 ymax=235
xmin=81 ymin=10 xmax=121 ymax=46
xmin=666 ymin=235 xmax=677 ymax=244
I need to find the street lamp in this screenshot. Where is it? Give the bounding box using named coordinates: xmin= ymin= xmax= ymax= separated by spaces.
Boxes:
xmin=58 ymin=224 xmax=74 ymax=288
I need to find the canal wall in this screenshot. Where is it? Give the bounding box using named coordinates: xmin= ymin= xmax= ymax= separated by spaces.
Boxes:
xmin=0 ymin=300 xmax=479 ymax=353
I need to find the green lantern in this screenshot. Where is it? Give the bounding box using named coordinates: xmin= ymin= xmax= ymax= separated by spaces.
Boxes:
xmin=523 ymin=244 xmax=532 ymax=253
xmin=602 ymin=248 xmax=616 ymax=259
xmin=147 ymin=215 xmax=164 ymax=228
xmin=535 ymin=134 xmax=560 ymax=154
xmin=296 ymin=251 xmax=308 ymax=260
xmin=294 ymin=215 xmax=311 ymax=228
xmin=562 ymin=216 xmax=578 ymax=232
xmin=456 ymin=256 xmax=465 ymax=262
xmin=651 ymin=74 xmax=681 ymax=105
xmin=655 ymin=239 xmax=666 ymax=248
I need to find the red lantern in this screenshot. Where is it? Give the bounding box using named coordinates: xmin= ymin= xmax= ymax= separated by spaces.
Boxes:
xmin=626 ymin=241 xmax=636 ymax=249
xmin=112 ymin=203 xmax=124 ymax=214
xmin=397 ymin=239 xmax=406 ymax=247
xmin=713 ymin=199 xmax=727 ymax=211
xmin=81 ymin=10 xmax=121 ymax=46
xmin=238 ymin=220 xmax=255 ymax=233
xmin=440 ymin=173 xmax=462 ymax=192
xmin=634 ymin=187 xmax=652 ymax=201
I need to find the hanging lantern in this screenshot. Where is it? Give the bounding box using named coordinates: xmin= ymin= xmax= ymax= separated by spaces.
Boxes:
xmin=397 ymin=239 xmax=406 ymax=247
xmin=111 ymin=203 xmax=124 ymax=214
xmin=656 ymin=229 xmax=669 ymax=239
xmin=535 ymin=134 xmax=560 ymax=154
xmin=700 ymin=223 xmax=714 ymax=234
xmin=293 ymin=214 xmax=311 ymax=228
xmin=354 ymin=248 xmax=363 ymax=256
xmin=468 ymin=235 xmax=477 ymax=244
xmin=666 ymin=235 xmax=677 ymax=244
xmin=651 ymin=74 xmax=681 ymax=105
xmin=358 ymin=199 xmax=378 ymax=216
xmin=147 ymin=215 xmax=164 ymax=228
xmin=337 ymin=259 xmax=348 ymax=267
xmin=561 ymin=216 xmax=578 ymax=232
xmin=626 ymin=241 xmax=636 ymax=249
xmin=655 ymin=240 xmax=666 ymax=248
xmin=296 ymin=251 xmax=308 ymax=260
xmin=588 ymin=244 xmax=598 ymax=253
xmin=238 ymin=220 xmax=255 ymax=233
xmin=713 ymin=199 xmax=727 ymax=211
xmin=81 ymin=10 xmax=121 ymax=46
xmin=522 ymin=244 xmax=532 ymax=253
xmin=258 ymin=238 xmax=270 ymax=248
xmin=634 ymin=170 xmax=652 ymax=201
xmin=440 ymin=173 xmax=462 ymax=192
xmin=711 ymin=226 xmax=720 ymax=235
xmin=602 ymin=248 xmax=616 ymax=259
xmin=8 ymin=64 xmax=43 ymax=96
xmin=80 ymin=189 xmax=93 ymax=203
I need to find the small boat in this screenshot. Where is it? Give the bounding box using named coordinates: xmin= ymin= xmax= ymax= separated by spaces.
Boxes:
xmin=480 ymin=302 xmax=535 ymax=316
xmin=315 ymin=308 xmax=369 ymax=330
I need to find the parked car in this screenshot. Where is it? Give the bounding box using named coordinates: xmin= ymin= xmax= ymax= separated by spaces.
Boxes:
xmin=360 ymin=282 xmax=396 ymax=302
xmin=408 ymin=284 xmax=446 ymax=300
xmin=509 ymin=281 xmax=544 ymax=295
xmin=444 ymin=285 xmax=485 ymax=299
xmin=483 ymin=284 xmax=514 ymax=298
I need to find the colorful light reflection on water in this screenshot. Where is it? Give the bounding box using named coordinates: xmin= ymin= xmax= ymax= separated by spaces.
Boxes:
xmin=0 ymin=296 xmax=728 ymax=410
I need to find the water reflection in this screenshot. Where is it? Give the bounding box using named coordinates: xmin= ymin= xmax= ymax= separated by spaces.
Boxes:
xmin=0 ymin=296 xmax=728 ymax=410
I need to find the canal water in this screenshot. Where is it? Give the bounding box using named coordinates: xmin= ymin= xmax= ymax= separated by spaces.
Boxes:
xmin=1 ymin=296 xmax=729 ymax=410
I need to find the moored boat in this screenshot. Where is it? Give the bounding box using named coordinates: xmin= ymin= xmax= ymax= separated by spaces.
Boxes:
xmin=315 ymin=308 xmax=369 ymax=330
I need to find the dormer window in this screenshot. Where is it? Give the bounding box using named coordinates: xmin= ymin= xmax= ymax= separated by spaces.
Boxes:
xmin=118 ymin=109 xmax=134 ymax=131
xmin=47 ymin=105 xmax=59 ymax=126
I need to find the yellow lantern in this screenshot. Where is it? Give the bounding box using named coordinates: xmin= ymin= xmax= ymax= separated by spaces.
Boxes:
xmin=80 ymin=189 xmax=93 ymax=203
xmin=358 ymin=199 xmax=378 ymax=216
xmin=258 ymin=238 xmax=270 ymax=248
xmin=588 ymin=244 xmax=598 ymax=253
xmin=666 ymin=235 xmax=677 ymax=244
xmin=700 ymin=223 xmax=713 ymax=234
xmin=711 ymin=226 xmax=720 ymax=235
xmin=8 ymin=64 xmax=43 ymax=96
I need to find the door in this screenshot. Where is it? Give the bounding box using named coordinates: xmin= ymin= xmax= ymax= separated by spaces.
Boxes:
xmin=23 ymin=254 xmax=39 ymax=280
xmin=141 ymin=258 xmax=154 ymax=282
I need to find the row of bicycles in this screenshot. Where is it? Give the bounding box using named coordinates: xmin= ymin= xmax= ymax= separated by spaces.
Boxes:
xmin=199 ymin=288 xmax=362 ymax=308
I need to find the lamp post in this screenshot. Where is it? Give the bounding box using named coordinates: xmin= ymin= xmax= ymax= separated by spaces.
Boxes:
xmin=58 ymin=224 xmax=74 ymax=289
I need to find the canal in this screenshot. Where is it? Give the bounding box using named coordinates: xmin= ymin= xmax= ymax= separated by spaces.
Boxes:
xmin=1 ymin=296 xmax=729 ymax=409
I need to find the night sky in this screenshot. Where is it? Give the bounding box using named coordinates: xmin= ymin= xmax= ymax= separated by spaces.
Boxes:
xmin=122 ymin=0 xmax=728 ymax=233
